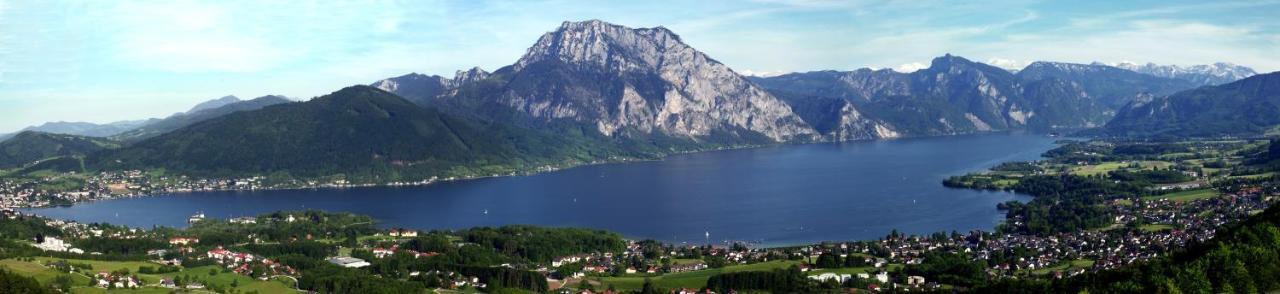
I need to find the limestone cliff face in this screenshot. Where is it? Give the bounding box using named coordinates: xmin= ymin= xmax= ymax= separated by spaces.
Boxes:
xmin=498 ymin=20 xmax=816 ymax=142
xmin=754 ymin=55 xmax=1123 ymax=136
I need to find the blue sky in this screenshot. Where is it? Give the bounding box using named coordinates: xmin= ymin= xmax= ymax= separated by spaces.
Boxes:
xmin=2 ymin=0 xmax=1278 ymax=132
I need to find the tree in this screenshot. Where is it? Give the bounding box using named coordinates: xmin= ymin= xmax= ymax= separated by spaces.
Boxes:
xmin=53 ymin=275 xmax=73 ymax=292
xmin=640 ymin=278 xmax=658 ymax=294
xmin=816 ymin=252 xmax=842 ymax=268
xmin=844 ymin=254 xmax=866 ymax=267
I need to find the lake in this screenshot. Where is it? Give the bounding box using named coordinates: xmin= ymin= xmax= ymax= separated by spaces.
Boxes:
xmin=24 ymin=133 xmax=1058 ymax=247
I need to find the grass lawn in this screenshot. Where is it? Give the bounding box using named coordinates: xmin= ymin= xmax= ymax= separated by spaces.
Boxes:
xmin=808 ymin=264 xmax=902 ymax=276
xmin=670 ymin=258 xmax=704 ymax=265
xmin=1144 ymin=189 xmax=1219 ymax=203
xmin=1032 ymin=259 xmax=1094 ymax=275
xmin=5 ymin=258 xmax=296 ymax=293
xmin=356 ymin=235 xmax=401 ymax=242
xmin=154 ymin=265 xmax=297 ymax=293
xmin=992 ymin=179 xmax=1019 ymax=188
xmin=31 ymin=257 xmax=159 ymax=276
xmin=1159 ymin=152 xmax=1197 ymax=160
xmin=1070 ymin=162 xmax=1126 ymax=176
xmin=1138 ymin=224 xmax=1175 ymax=232
xmin=0 ymin=259 xmax=92 ymax=285
xmin=1229 ymin=172 xmax=1276 ymax=180
xmin=590 ymin=260 xmax=802 ymax=291
xmin=1137 ymin=161 xmax=1174 ymax=170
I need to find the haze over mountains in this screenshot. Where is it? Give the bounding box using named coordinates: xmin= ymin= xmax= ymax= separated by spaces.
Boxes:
xmin=1 ymin=95 xmax=291 ymax=141
xmin=111 ymin=95 xmax=292 ymax=142
xmin=1105 ymin=62 xmax=1257 ymax=87
xmin=1 ymin=20 xmax=1273 ymax=180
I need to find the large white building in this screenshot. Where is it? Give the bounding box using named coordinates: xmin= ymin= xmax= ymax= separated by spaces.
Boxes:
xmin=327 ymin=256 xmax=371 ymax=268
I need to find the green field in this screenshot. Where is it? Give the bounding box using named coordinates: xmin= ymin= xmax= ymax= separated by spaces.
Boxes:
xmin=1032 ymin=259 xmax=1094 ymax=275
xmin=1138 ymin=224 xmax=1175 ymax=232
xmin=589 ymin=260 xmax=802 ymax=291
xmin=1144 ymin=189 xmax=1219 ymax=203
xmin=1229 ymin=172 xmax=1276 ymax=180
xmin=1 ymin=257 xmax=297 ymax=293
xmin=1069 ymin=161 xmax=1176 ymax=176
xmin=1070 ymin=162 xmax=1127 ymax=176
xmin=807 ymin=264 xmax=902 ymax=275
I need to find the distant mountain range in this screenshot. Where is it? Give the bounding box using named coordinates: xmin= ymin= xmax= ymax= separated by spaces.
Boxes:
xmin=0 ymin=120 xmax=154 ymax=141
xmin=2 ymin=95 xmax=290 ymax=142
xmin=1100 ymin=72 xmax=1280 ymax=138
xmin=1104 ymin=61 xmax=1257 ymax=87
xmin=748 ymin=56 xmax=1200 ymax=137
xmin=1 ymin=19 xmax=1271 ymax=180
xmin=110 ymin=95 xmax=292 ymax=142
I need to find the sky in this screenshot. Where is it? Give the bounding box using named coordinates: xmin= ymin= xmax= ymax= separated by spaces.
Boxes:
xmin=1 ymin=0 xmax=1278 ymax=133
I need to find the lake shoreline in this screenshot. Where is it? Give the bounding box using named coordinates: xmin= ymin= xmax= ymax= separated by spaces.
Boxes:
xmin=21 ymin=132 xmax=1056 ymax=245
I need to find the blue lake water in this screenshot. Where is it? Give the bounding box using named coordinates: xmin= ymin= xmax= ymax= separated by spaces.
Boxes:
xmin=24 ymin=133 xmax=1057 ymax=247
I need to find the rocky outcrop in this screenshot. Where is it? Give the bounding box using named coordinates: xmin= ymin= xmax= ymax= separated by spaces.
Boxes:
xmin=465 ymin=20 xmax=819 ymax=142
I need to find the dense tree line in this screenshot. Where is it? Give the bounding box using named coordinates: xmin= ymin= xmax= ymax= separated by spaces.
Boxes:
xmin=181 ymin=210 xmax=377 ymax=245
xmin=704 ymin=266 xmax=812 ymax=293
xmin=73 ymin=237 xmax=166 ymax=256
xmin=990 ymin=161 xmax=1041 ymax=172
xmin=297 ymin=265 xmax=424 ymax=294
xmin=1108 ymin=169 xmax=1193 ymax=185
xmin=458 ymin=226 xmax=626 ymax=262
xmin=902 ymin=252 xmax=988 ymax=287
xmin=0 ymin=216 xmax=61 ymax=241
xmin=238 ymin=241 xmax=335 ymax=259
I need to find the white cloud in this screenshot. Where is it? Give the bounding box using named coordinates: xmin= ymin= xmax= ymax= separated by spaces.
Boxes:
xmin=985 ymin=58 xmax=1028 ymax=71
xmin=738 ymin=69 xmax=787 ymax=77
xmin=894 ymin=62 xmax=927 ymax=73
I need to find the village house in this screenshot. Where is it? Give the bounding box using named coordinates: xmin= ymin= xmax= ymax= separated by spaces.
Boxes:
xmin=907 ymin=275 xmax=926 ymax=286
xmin=372 ymin=247 xmax=396 ymax=258
xmin=169 ymin=237 xmax=198 ymax=246
xmin=809 ymin=272 xmax=852 ymax=283
xmin=388 ymin=228 xmax=418 ymax=237
xmin=552 ymin=254 xmax=588 ymax=267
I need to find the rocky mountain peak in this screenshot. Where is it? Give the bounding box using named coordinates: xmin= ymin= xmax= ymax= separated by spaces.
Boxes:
xmin=514 ymin=19 xmax=691 ymax=73
xmin=485 ymin=20 xmax=818 ymax=142
xmin=450 ymin=67 xmax=490 ymax=87
xmin=925 ymin=54 xmax=1012 ymax=78
xmin=372 ymin=73 xmax=445 ymax=93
